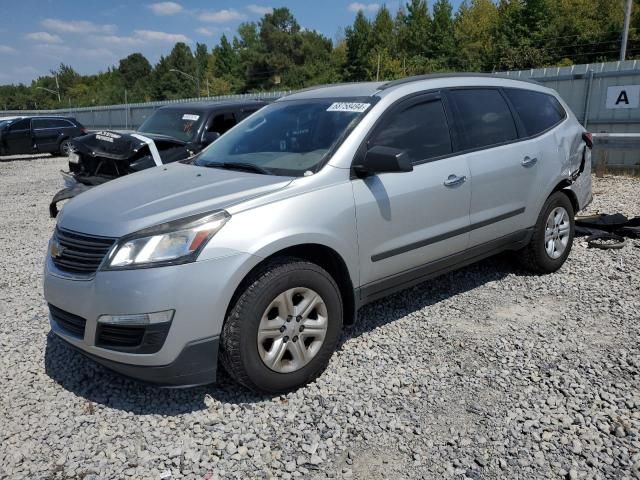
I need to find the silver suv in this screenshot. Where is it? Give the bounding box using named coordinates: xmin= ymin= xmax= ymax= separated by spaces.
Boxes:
xmin=44 ymin=75 xmax=592 ymax=393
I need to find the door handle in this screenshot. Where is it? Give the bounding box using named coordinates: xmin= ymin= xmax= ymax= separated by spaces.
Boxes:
xmin=443 ymin=174 xmax=467 ymax=187
xmin=522 ymin=156 xmax=538 ymax=167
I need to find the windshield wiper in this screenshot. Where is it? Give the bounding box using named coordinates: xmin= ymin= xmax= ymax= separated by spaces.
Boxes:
xmin=205 ymin=162 xmax=272 ymax=175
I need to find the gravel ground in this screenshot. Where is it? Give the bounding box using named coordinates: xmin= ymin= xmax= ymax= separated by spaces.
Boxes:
xmin=0 ymin=155 xmax=639 ymax=480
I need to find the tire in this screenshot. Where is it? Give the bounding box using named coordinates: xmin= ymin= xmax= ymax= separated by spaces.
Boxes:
xmin=518 ymin=191 xmax=575 ymax=273
xmin=220 ymin=257 xmax=343 ymax=394
xmin=59 ymin=139 xmax=74 ymax=156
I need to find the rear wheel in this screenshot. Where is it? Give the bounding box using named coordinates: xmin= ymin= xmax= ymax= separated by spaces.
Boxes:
xmin=519 ymin=191 xmax=575 ymax=273
xmin=59 ymin=139 xmax=75 ymax=156
xmin=220 ymin=258 xmax=343 ymax=394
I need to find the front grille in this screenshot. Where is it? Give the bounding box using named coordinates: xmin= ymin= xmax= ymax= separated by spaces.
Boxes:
xmin=96 ymin=322 xmax=171 ymax=354
xmin=49 ymin=304 xmax=86 ymax=338
xmin=52 ymin=228 xmax=116 ymax=275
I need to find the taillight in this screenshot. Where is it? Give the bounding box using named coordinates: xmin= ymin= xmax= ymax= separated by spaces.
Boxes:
xmin=81 ymin=128 xmax=87 ymax=134
xmin=582 ymin=132 xmax=593 ymax=149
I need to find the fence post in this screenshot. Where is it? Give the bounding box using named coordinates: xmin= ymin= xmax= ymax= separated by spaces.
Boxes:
xmin=595 ymin=148 xmax=608 ymax=178
xmin=582 ymin=69 xmax=594 ymax=129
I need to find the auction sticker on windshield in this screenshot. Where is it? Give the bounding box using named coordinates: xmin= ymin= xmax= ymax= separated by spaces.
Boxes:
xmin=326 ymin=102 xmax=370 ymax=113
xmin=182 ymin=114 xmax=200 ymax=121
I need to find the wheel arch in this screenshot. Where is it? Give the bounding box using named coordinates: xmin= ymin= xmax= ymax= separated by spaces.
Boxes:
xmin=551 ymin=180 xmax=579 ymax=214
xmin=225 ymin=243 xmax=357 ymax=326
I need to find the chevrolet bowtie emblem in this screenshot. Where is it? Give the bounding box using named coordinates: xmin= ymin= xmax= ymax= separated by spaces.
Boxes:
xmin=50 ymin=239 xmax=65 ymax=258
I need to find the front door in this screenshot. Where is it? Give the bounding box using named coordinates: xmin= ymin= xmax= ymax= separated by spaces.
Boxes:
xmin=352 ymin=93 xmax=471 ymax=293
xmin=4 ymin=118 xmax=33 ymax=155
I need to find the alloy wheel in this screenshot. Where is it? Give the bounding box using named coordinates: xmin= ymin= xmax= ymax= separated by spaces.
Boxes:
xmin=544 ymin=206 xmax=570 ymax=259
xmin=257 ymin=287 xmax=328 ymax=373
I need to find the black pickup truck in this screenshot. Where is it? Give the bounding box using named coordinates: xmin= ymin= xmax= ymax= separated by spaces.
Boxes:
xmin=50 ymin=100 xmax=267 ymax=217
xmin=0 ymin=116 xmax=86 ymax=156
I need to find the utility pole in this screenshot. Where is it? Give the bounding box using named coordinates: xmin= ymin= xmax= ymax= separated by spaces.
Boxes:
xmin=55 ymin=74 xmax=61 ymax=103
xmin=376 ymin=52 xmax=381 ymax=82
xmin=36 ymin=86 xmax=60 ymax=103
xmin=621 ymin=0 xmax=633 ymax=61
xmin=170 ymin=68 xmax=200 ymax=98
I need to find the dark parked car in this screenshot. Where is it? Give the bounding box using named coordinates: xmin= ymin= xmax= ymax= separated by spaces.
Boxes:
xmin=0 ymin=116 xmax=86 ymax=156
xmin=50 ymin=100 xmax=267 ymax=217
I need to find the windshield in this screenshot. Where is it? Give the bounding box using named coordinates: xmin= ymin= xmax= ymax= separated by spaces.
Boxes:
xmin=138 ymin=109 xmax=204 ymax=142
xmin=194 ymin=98 xmax=373 ymax=176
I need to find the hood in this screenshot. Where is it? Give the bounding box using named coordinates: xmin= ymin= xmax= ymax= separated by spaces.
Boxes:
xmin=73 ymin=130 xmax=186 ymax=161
xmin=58 ymin=163 xmax=293 ymax=237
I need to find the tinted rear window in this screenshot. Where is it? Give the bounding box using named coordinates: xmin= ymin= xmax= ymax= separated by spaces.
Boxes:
xmin=449 ymin=89 xmax=518 ymax=150
xmin=504 ymin=89 xmax=566 ymax=136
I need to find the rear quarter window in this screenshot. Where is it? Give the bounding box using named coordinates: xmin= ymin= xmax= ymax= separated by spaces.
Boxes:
xmin=504 ymin=89 xmax=566 ymax=137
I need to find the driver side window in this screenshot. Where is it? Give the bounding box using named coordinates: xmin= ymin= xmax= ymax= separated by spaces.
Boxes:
xmin=369 ymin=99 xmax=452 ymax=164
xmin=209 ymin=112 xmax=237 ymax=135
xmin=9 ymin=119 xmax=31 ymax=132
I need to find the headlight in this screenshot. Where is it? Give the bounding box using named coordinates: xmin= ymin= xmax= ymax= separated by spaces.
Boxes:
xmin=104 ymin=210 xmax=230 ymax=270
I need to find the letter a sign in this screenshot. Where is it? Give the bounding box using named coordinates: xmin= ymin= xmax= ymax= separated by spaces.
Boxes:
xmin=606 ymin=85 xmax=640 ymax=109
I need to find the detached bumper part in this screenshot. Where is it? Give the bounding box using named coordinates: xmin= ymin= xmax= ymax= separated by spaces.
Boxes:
xmin=50 ymin=183 xmax=92 ymax=218
xmin=56 ymin=333 xmax=219 ymax=387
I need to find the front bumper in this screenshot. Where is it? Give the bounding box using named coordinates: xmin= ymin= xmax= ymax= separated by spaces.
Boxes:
xmin=44 ymin=251 xmax=257 ymax=386
xmin=55 ymin=333 xmax=219 ymax=387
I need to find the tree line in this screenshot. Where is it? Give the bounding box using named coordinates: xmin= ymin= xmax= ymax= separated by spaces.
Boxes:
xmin=1 ymin=0 xmax=638 ymax=110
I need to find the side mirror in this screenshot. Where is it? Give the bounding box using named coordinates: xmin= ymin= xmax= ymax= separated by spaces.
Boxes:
xmin=202 ymin=131 xmax=221 ymax=145
xmin=354 ymin=145 xmax=413 ymax=177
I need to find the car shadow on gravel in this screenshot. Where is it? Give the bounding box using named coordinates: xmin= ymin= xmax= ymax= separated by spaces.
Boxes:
xmin=44 ymin=253 xmax=529 ymax=414
xmin=340 ymin=252 xmax=526 ymax=348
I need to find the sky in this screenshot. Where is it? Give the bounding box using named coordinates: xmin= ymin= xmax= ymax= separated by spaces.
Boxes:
xmin=0 ymin=0 xmax=465 ymax=85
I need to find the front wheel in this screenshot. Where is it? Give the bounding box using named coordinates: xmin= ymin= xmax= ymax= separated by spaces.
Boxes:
xmin=518 ymin=191 xmax=575 ymax=273
xmin=220 ymin=258 xmax=343 ymax=394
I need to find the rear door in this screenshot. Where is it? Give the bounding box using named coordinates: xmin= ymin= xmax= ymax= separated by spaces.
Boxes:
xmin=32 ymin=118 xmax=59 ymax=152
xmin=503 ymin=88 xmax=573 ymax=209
xmin=352 ymin=92 xmax=471 ymax=289
xmin=4 ymin=118 xmax=33 ymax=155
xmin=446 ymin=88 xmax=535 ymax=247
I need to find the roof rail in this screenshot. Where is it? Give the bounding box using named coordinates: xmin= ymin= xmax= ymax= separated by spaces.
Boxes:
xmin=379 ymin=72 xmax=541 ymax=90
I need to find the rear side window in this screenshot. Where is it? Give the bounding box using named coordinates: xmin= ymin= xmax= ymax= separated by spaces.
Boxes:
xmin=504 ymin=89 xmax=565 ymax=136
xmin=32 ymin=119 xmax=54 ymax=129
xmin=369 ymin=99 xmax=452 ymax=163
xmin=50 ymin=119 xmax=74 ymax=128
xmin=448 ymin=89 xmax=517 ymax=150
